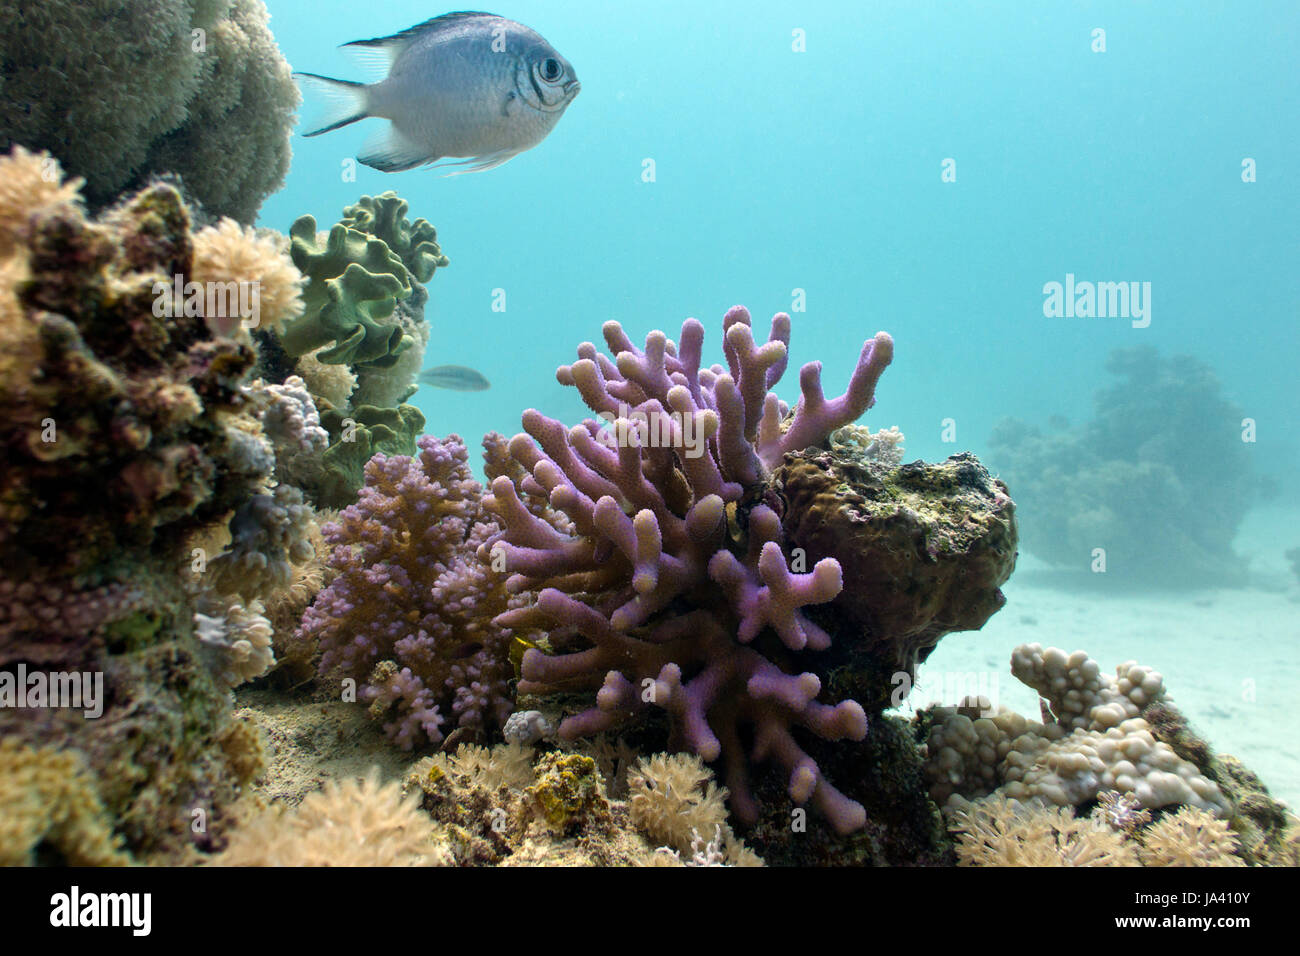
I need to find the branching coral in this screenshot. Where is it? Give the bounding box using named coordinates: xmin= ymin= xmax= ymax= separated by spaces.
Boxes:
xmin=486 ymin=305 xmax=896 ymax=833
xmin=299 ymin=434 xmax=518 ymax=749
xmin=0 ymin=0 xmax=296 ymax=222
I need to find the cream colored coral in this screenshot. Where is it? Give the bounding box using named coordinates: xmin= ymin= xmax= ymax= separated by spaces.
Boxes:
xmin=416 ymin=741 xmax=536 ymax=793
xmin=296 ymin=347 xmax=357 ymax=411
xmin=1138 ymin=807 xmax=1246 ymax=867
xmin=0 ymin=146 xmax=83 ymax=259
xmin=626 ymin=753 xmax=761 ymax=865
xmin=950 ymin=794 xmax=1139 ymax=867
xmin=195 ymin=597 xmax=276 ymax=689
xmin=1001 ymin=717 xmax=1231 ymax=815
xmin=923 ymin=703 xmax=1050 ymax=805
xmin=215 ymin=770 xmax=448 ymax=866
xmin=0 ymin=739 xmax=130 ymax=866
xmin=1011 ymin=643 xmax=1166 ymax=731
xmin=190 ymin=218 xmax=305 ymax=337
xmin=925 ymin=646 xmax=1231 ymax=818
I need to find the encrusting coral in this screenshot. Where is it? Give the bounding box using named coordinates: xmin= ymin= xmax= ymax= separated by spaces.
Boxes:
xmin=404 ymin=741 xmax=761 ymax=866
xmin=487 ymin=305 xmax=896 ymax=833
xmin=0 ymin=0 xmax=297 ymax=223
xmin=299 ymin=433 xmax=519 ymax=749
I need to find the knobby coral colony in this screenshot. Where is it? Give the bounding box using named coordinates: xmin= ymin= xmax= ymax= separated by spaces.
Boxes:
xmin=485 ymin=307 xmax=895 ymax=833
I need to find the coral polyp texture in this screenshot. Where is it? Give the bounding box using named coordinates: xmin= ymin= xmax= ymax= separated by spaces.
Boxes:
xmin=0 ymin=0 xmax=298 ymax=223
xmin=299 ymin=434 xmax=517 ymax=749
xmin=485 ymin=305 xmax=897 ymax=833
xmin=923 ymin=643 xmax=1233 ymax=816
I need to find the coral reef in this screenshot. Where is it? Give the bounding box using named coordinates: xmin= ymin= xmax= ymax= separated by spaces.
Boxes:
xmin=487 ymin=305 xmax=898 ymax=833
xmin=950 ymin=794 xmax=1138 ymax=866
xmin=404 ymin=740 xmax=758 ymax=866
xmin=0 ymin=0 xmax=296 ymax=223
xmin=923 ymin=644 xmax=1232 ymax=816
xmin=626 ymin=753 xmax=761 ymax=864
xmin=989 ymin=346 xmax=1256 ymax=586
xmin=1137 ymin=806 xmax=1245 ymax=867
xmin=0 ymin=739 xmax=131 ymax=866
xmin=299 ymin=434 xmax=518 ymax=749
xmin=215 ymin=771 xmax=448 ymax=866
xmin=0 ymin=149 xmax=282 ymax=861
xmin=776 ymin=444 xmax=1017 ymax=712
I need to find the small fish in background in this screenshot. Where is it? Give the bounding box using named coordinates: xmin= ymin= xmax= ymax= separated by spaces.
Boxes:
xmin=295 ymin=11 xmax=580 ymax=174
xmin=420 ymin=365 xmax=491 ymax=391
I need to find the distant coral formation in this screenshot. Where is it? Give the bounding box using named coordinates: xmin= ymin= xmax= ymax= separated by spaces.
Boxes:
xmin=989 ymin=346 xmax=1256 ymax=585
xmin=0 ymin=0 xmax=298 ymax=223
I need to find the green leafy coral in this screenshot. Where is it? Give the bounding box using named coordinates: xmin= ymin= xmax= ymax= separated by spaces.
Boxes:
xmin=316 ymin=403 xmax=426 ymax=510
xmin=281 ymin=191 xmax=448 ymax=370
xmin=340 ymin=191 xmax=450 ymax=283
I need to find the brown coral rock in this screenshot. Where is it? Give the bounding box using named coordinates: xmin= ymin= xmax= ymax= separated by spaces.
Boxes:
xmin=775 ymin=448 xmax=1017 ymax=711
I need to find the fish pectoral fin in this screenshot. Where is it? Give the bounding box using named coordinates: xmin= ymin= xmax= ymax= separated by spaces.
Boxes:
xmin=358 ymin=125 xmax=432 ymax=173
xmin=434 ymin=149 xmax=523 ymax=177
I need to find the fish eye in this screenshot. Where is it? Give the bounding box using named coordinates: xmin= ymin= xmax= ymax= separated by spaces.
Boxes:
xmin=540 ymin=57 xmax=562 ymax=82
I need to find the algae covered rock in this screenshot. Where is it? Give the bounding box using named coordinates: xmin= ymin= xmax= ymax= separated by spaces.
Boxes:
xmin=774 ymin=446 xmax=1017 ymax=712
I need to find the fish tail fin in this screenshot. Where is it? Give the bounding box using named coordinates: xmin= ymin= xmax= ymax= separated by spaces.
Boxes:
xmin=293 ymin=73 xmax=370 ymax=136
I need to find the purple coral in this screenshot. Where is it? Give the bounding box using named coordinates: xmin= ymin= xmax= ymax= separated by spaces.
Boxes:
xmin=299 ymin=434 xmax=515 ymax=749
xmin=486 ymin=306 xmax=894 ymax=833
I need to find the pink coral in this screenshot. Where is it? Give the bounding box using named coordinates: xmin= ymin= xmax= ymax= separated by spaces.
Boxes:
xmin=299 ymin=434 xmax=515 ymax=748
xmin=486 ymin=306 xmax=894 ymax=833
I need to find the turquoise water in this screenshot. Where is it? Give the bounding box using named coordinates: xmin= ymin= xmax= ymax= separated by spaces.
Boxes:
xmin=262 ymin=0 xmax=1299 ymax=482
xmin=262 ymin=2 xmax=1300 ymax=801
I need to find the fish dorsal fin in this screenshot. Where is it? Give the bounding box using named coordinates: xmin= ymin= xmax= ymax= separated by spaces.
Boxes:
xmin=341 ymin=12 xmax=497 ymax=71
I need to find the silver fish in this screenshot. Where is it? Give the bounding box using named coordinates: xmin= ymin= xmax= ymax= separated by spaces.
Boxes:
xmin=419 ymin=365 xmax=491 ymax=391
xmin=295 ymin=11 xmax=580 ymax=174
